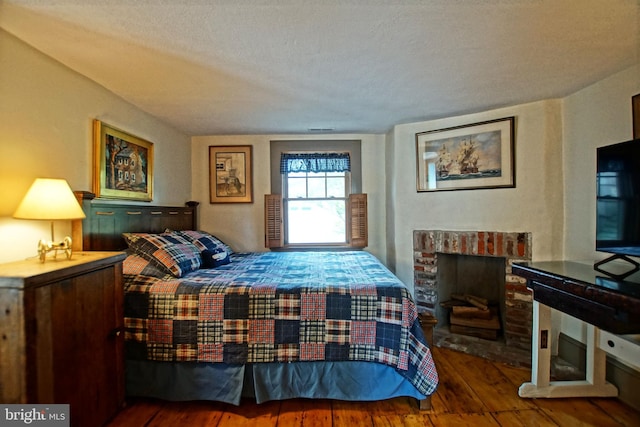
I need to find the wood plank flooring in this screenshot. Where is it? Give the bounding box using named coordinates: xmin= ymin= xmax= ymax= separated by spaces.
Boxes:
xmin=106 ymin=346 xmax=640 ymax=426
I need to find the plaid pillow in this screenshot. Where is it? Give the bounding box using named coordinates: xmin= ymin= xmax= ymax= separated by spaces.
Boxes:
xmin=170 ymin=230 xmax=234 ymax=255
xmin=123 ymin=253 xmax=172 ymax=279
xmin=123 ymin=233 xmax=202 ymax=277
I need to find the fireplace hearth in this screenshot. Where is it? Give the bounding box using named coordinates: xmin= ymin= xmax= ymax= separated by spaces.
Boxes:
xmin=414 ymin=230 xmax=532 ymax=366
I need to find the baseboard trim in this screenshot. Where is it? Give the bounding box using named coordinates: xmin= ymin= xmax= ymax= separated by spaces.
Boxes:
xmin=558 ymin=333 xmax=640 ymax=411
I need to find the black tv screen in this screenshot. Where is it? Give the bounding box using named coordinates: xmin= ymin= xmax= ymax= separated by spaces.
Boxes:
xmin=596 ymin=139 xmax=640 ymax=257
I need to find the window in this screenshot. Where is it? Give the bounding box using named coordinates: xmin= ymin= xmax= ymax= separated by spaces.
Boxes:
xmin=267 ymin=141 xmax=367 ymax=249
xmin=283 ymin=153 xmax=350 ymax=244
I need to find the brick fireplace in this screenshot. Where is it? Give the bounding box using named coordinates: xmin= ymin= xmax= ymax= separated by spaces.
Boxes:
xmin=414 ymin=230 xmax=533 ymax=364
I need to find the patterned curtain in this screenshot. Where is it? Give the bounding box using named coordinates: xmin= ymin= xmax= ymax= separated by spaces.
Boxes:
xmin=280 ymin=153 xmax=351 ymax=173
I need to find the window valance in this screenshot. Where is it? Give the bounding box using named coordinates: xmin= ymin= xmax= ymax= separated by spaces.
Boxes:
xmin=280 ymin=153 xmax=351 ymax=174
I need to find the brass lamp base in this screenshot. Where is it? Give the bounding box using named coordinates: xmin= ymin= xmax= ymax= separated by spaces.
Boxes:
xmin=38 ymin=236 xmax=73 ymax=263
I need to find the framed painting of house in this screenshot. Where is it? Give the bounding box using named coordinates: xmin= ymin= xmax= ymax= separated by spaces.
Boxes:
xmin=209 ymin=145 xmax=253 ymax=203
xmin=93 ymin=120 xmax=154 ymax=201
xmin=416 ymin=116 xmax=515 ymax=192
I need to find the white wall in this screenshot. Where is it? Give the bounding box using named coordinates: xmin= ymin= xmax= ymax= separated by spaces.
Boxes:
xmin=563 ymin=65 xmax=640 ymax=262
xmin=191 ymin=134 xmax=388 ymax=263
xmin=385 ymin=128 xmax=398 ymax=272
xmin=388 ymin=100 xmax=565 ymax=292
xmin=0 ymin=30 xmax=191 ymax=263
xmin=386 ymin=71 xmax=640 ymax=362
xmin=561 ymin=65 xmax=640 ymax=344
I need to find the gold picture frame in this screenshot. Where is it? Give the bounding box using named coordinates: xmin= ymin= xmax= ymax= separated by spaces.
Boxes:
xmin=93 ymin=120 xmax=154 ymax=201
xmin=416 ymin=116 xmax=515 ymax=192
xmin=209 ymin=145 xmax=253 ymax=203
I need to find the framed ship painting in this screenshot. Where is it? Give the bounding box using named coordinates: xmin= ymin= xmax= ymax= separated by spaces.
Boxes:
xmin=416 ymin=116 xmax=515 ymax=192
xmin=93 ymin=120 xmax=154 ymax=201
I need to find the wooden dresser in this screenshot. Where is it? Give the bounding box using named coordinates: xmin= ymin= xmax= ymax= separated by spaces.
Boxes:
xmin=0 ymin=251 xmax=126 ymax=426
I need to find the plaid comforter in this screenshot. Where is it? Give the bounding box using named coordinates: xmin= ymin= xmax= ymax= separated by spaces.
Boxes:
xmin=124 ymin=251 xmax=438 ymax=395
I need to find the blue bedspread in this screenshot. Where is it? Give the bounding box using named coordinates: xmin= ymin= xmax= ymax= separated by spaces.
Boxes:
xmin=124 ymin=251 xmax=438 ymax=396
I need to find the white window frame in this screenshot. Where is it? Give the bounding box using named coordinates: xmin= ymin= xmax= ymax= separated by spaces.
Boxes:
xmin=282 ymin=168 xmax=351 ymax=245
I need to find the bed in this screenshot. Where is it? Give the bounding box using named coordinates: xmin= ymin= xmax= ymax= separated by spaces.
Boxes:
xmin=72 ymin=193 xmax=438 ymax=407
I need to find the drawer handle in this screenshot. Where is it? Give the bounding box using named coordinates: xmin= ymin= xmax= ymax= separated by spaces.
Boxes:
xmin=96 ymin=211 xmax=115 ymax=216
xmin=127 ymin=211 xmax=142 ymax=215
xmin=150 ymin=211 xmax=162 ymax=215
xmin=169 ymin=211 xmax=179 ymax=215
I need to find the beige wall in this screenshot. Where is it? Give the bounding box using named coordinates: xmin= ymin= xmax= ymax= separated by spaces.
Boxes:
xmin=191 ymin=134 xmax=387 ymax=262
xmin=0 ymin=30 xmax=191 ymax=263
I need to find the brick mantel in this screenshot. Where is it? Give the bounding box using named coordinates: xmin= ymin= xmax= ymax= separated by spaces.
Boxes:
xmin=414 ymin=230 xmax=533 ymax=351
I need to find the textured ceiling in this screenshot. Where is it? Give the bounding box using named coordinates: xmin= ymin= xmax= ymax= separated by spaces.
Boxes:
xmin=1 ymin=0 xmax=639 ymax=135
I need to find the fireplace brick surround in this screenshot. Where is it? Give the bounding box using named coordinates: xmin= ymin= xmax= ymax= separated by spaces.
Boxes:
xmin=413 ymin=230 xmax=533 ymax=352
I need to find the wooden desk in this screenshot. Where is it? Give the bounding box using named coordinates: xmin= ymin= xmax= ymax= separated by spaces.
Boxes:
xmin=513 ymin=261 xmax=640 ymax=398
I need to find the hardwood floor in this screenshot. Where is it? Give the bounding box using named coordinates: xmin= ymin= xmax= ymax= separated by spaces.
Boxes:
xmin=106 ymin=346 xmax=640 ymax=426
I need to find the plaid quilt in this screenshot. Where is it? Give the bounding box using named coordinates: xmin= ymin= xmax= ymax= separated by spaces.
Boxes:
xmin=124 ymin=251 xmax=439 ymax=395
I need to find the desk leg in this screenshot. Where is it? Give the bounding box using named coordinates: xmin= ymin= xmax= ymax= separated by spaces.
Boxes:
xmin=519 ymin=301 xmax=618 ymax=398
xmin=530 ymin=300 xmax=551 ymax=389
xmin=585 ymin=324 xmax=608 ymax=387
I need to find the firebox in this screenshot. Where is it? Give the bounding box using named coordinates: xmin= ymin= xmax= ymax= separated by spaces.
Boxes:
xmin=437 ymin=253 xmax=505 ymax=339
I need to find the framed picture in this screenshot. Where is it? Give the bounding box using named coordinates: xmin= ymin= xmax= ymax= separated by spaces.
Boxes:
xmin=209 ymin=145 xmax=253 ymax=203
xmin=93 ymin=120 xmax=154 ymax=201
xmin=416 ymin=116 xmax=515 ymax=192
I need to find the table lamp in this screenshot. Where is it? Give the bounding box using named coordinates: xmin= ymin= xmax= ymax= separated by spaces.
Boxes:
xmin=13 ymin=178 xmax=86 ymax=262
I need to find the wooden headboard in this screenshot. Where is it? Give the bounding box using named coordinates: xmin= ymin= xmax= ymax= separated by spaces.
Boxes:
xmin=71 ymin=192 xmax=199 ymax=251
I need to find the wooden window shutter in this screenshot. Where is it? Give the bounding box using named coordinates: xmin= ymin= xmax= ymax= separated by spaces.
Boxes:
xmin=264 ymin=194 xmax=283 ymax=248
xmin=348 ymin=193 xmax=368 ymax=248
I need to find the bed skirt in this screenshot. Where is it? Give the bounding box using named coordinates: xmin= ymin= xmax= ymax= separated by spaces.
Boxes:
xmin=125 ymin=360 xmax=427 ymax=405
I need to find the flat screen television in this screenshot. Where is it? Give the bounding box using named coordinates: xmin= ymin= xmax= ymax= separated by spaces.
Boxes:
xmin=595 ymin=138 xmax=640 ymax=279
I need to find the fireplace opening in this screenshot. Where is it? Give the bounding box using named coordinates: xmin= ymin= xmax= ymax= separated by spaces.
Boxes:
xmin=436 ymin=253 xmax=506 ymax=340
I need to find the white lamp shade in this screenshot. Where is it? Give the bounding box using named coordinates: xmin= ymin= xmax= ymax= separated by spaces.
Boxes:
xmin=13 ymin=178 xmax=86 ymax=220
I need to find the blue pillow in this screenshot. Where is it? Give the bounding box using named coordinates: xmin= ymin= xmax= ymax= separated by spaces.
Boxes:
xmin=201 ymin=248 xmax=230 ymax=268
